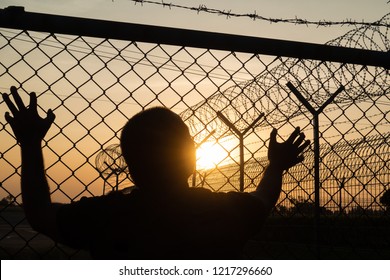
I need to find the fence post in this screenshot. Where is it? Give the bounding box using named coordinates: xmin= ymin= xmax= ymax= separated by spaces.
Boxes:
xmin=217 ymin=111 xmax=265 ymax=192
xmin=286 ymin=82 xmax=344 ymax=258
xmin=339 ymin=177 xmax=345 ymax=214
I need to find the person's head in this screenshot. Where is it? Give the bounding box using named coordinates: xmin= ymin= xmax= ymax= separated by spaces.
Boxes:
xmin=120 ymin=107 xmax=196 ymax=190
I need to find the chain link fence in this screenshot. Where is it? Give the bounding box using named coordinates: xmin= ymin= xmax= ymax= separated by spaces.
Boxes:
xmin=0 ymin=7 xmax=389 ymax=259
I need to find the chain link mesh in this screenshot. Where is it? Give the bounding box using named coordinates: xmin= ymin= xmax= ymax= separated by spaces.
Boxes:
xmin=0 ymin=12 xmax=389 ymax=259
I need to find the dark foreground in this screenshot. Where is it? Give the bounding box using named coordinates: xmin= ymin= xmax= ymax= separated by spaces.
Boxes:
xmin=1 ymin=207 xmax=389 ymax=259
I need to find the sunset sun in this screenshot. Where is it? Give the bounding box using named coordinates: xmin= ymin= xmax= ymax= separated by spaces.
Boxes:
xmin=196 ymin=142 xmax=226 ymax=170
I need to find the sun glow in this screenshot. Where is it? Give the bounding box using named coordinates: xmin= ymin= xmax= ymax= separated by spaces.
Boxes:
xmin=196 ymin=141 xmax=227 ymax=170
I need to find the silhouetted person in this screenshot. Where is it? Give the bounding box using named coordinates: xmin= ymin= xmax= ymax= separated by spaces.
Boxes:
xmin=2 ymin=86 xmax=310 ymax=259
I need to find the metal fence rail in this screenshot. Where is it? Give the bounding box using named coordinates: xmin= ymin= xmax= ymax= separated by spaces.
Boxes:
xmin=0 ymin=7 xmax=389 ymax=259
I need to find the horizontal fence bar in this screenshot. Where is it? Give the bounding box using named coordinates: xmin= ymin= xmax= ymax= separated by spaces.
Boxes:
xmin=0 ymin=6 xmax=389 ymax=69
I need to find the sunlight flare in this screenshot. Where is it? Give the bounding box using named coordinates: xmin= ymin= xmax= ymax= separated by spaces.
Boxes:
xmin=196 ymin=142 xmax=226 ymax=170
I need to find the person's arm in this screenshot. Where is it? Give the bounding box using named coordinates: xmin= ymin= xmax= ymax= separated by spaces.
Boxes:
xmin=2 ymin=86 xmax=63 ymax=241
xmin=252 ymin=127 xmax=310 ymax=213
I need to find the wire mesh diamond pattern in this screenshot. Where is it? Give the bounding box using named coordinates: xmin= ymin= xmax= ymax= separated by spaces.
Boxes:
xmin=0 ymin=11 xmax=389 ymax=259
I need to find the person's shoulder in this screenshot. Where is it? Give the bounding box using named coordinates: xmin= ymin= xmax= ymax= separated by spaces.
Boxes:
xmin=188 ymin=187 xmax=219 ymax=198
xmin=186 ymin=188 xmax=265 ymax=217
xmin=188 ymin=187 xmax=251 ymax=198
xmin=189 ymin=187 xmax=249 ymax=197
xmin=191 ymin=188 xmax=265 ymax=208
xmin=188 ymin=187 xmax=213 ymax=194
xmin=223 ymin=190 xmax=265 ymax=204
xmin=187 ymin=187 xmax=249 ymax=204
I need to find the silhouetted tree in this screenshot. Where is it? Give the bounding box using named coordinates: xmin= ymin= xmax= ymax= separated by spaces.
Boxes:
xmin=0 ymin=194 xmax=14 ymax=207
xmin=380 ymin=189 xmax=390 ymax=211
xmin=290 ymin=197 xmax=331 ymax=216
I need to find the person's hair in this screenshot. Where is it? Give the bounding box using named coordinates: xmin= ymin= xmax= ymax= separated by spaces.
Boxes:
xmin=120 ymin=107 xmax=195 ymax=188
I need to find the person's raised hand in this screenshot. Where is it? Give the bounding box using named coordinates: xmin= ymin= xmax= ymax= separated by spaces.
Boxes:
xmin=2 ymin=86 xmax=55 ymax=145
xmin=268 ymin=127 xmax=310 ymax=171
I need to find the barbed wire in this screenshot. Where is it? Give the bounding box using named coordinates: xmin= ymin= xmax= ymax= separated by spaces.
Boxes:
xmin=130 ymin=0 xmax=390 ymax=28
xmin=180 ymin=12 xmax=389 ymax=141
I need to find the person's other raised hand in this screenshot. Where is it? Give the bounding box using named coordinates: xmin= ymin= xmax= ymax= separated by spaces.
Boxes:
xmin=2 ymin=86 xmax=55 ymax=145
xmin=268 ymin=127 xmax=310 ymax=171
